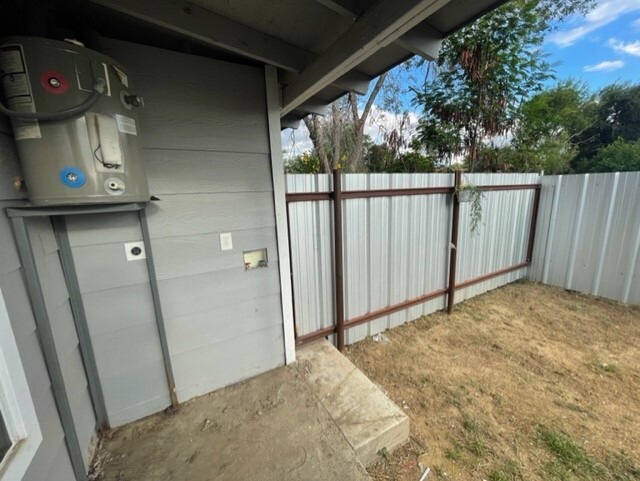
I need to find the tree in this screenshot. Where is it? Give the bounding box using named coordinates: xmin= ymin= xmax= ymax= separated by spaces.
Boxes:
xmin=494 ymin=80 xmax=596 ymax=173
xmin=412 ymin=0 xmax=595 ymax=171
xmin=572 ymin=83 xmax=640 ymax=172
xmin=581 ymin=138 xmax=640 ymax=173
xmin=302 ymin=73 xmax=387 ymax=173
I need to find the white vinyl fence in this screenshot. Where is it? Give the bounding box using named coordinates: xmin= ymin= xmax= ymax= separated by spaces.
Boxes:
xmin=530 ymin=172 xmax=640 ymax=304
xmin=286 ymin=173 xmax=540 ymax=346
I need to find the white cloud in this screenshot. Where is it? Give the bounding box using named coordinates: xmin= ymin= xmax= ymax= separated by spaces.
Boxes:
xmin=281 ymin=106 xmax=421 ymax=160
xmin=281 ymin=126 xmax=313 ymax=158
xmin=548 ymin=0 xmax=640 ymax=47
xmin=609 ymin=37 xmax=640 ymax=55
xmin=583 ymin=60 xmax=625 ymax=71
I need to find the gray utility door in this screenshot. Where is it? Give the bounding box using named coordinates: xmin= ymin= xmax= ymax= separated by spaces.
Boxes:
xmin=26 ymin=217 xmax=97 ymax=470
xmin=65 ymin=212 xmax=170 ymax=427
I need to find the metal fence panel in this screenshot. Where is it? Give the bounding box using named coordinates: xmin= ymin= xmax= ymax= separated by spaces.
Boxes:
xmin=286 ymin=175 xmax=334 ymax=342
xmin=287 ymin=172 xmax=541 ymax=346
xmin=340 ymin=174 xmax=453 ymax=344
xmin=455 ymin=173 xmax=539 ymax=302
xmin=530 ymin=172 xmax=640 ymax=305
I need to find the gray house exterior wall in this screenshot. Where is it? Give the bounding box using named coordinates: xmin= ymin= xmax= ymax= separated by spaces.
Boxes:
xmin=103 ymin=39 xmax=286 ymax=404
xmin=0 ymin=125 xmax=79 ymax=480
xmin=0 ymin=38 xmax=288 ymax=479
xmin=65 ymin=211 xmax=171 ymax=427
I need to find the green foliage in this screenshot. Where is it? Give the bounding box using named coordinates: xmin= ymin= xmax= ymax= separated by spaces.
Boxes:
xmin=456 ymin=178 xmax=484 ymax=234
xmin=507 ymin=81 xmax=640 ymax=173
xmin=462 ymin=414 xmax=480 ymax=434
xmin=413 ymin=0 xmax=594 ymax=171
xmin=363 ymin=143 xmax=437 ymax=173
xmin=496 ymin=80 xmax=594 ymax=173
xmin=536 ymin=426 xmax=605 ymax=480
xmin=488 ymin=460 xmax=522 ymax=481
xmin=572 ymin=83 xmax=640 ymax=172
xmin=284 ymin=151 xmax=321 ymax=174
xmin=488 ymin=139 xmax=575 ymax=174
xmin=377 ymin=447 xmax=390 ymax=461
xmin=518 ymin=80 xmax=595 ymax=146
xmin=582 ymin=139 xmax=640 ymax=173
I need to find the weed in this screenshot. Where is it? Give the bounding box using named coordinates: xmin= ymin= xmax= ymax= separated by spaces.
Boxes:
xmin=462 ymin=414 xmax=480 ymax=434
xmin=488 ymin=471 xmax=509 ymax=481
xmin=536 ymin=426 xmax=605 ymax=480
xmin=488 ymin=460 xmax=522 ymax=481
xmin=469 ymin=438 xmax=487 ymax=456
xmin=567 ymin=303 xmax=586 ymax=311
xmin=445 ymin=444 xmax=463 ymax=462
xmin=377 ymin=447 xmax=390 ymax=461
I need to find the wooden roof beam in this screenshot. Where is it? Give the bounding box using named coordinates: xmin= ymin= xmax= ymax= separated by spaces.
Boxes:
xmin=281 ymin=0 xmax=450 ymax=116
xmin=90 ymin=0 xmax=315 ymax=72
xmin=394 ymin=22 xmax=443 ymax=61
xmin=91 ymin=0 xmax=373 ymax=96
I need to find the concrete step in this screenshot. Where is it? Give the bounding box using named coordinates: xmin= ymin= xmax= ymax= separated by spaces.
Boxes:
xmin=296 ymin=339 xmax=410 ymax=467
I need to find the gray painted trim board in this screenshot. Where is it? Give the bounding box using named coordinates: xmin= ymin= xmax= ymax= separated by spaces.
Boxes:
xmin=10 ymin=217 xmax=88 ymax=481
xmin=264 ymin=64 xmax=296 ymax=365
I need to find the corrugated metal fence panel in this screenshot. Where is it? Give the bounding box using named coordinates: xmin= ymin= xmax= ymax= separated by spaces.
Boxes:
xmin=531 ymin=172 xmax=640 ymax=304
xmin=286 ymin=175 xmax=334 ymax=342
xmin=341 ymin=174 xmax=453 ymax=344
xmin=455 ymin=173 xmax=540 ymax=303
xmin=287 ymin=173 xmax=539 ymax=345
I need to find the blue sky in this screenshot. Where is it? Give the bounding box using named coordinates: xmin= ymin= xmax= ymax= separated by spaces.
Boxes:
xmin=545 ymin=0 xmax=640 ymax=90
xmin=282 ymin=0 xmax=640 ymax=156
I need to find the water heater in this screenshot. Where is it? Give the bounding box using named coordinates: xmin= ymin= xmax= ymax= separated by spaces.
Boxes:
xmin=0 ymin=37 xmax=150 ymax=205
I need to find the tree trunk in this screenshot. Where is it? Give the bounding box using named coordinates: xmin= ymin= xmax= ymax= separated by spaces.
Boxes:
xmin=345 ymin=73 xmax=388 ymax=172
xmin=304 ymin=116 xmax=331 ymax=173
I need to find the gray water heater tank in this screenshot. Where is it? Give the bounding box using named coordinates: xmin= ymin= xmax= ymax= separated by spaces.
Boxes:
xmin=0 ymin=36 xmax=150 ymax=205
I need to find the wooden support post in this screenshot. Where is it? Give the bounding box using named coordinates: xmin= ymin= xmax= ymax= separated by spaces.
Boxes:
xmin=447 ymin=170 xmax=461 ymax=314
xmin=333 ymin=169 xmax=345 ymax=351
xmin=526 ymin=186 xmax=541 ymax=263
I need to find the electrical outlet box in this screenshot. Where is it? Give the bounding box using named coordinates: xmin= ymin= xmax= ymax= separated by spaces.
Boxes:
xmin=220 ymin=232 xmax=233 ymax=251
xmin=243 ymin=248 xmax=268 ymax=270
xmin=124 ymin=241 xmax=146 ymax=261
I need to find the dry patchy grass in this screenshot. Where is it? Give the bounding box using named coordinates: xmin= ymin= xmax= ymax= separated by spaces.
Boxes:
xmin=345 ymin=281 xmax=640 ymax=481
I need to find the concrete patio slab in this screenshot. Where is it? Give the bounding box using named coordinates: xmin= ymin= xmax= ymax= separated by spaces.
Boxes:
xmin=295 ymin=340 xmax=410 ymax=467
xmin=94 ymin=365 xmax=370 ymax=481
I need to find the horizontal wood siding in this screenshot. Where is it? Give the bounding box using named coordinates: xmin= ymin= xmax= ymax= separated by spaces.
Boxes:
xmin=27 ymin=217 xmax=96 ymax=471
xmin=65 ymin=213 xmax=170 ymax=427
xmin=0 ymin=197 xmax=77 ymax=481
xmin=104 ymin=39 xmax=285 ymax=401
xmin=100 ymin=41 xmax=269 ymax=154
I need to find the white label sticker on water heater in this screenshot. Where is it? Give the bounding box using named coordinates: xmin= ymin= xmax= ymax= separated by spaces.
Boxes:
xmin=9 ymin=97 xmax=41 ymax=140
xmin=0 ymin=47 xmax=25 ymax=74
xmin=115 ymin=114 xmax=137 ymax=135
xmin=2 ymin=73 xmax=31 ymax=98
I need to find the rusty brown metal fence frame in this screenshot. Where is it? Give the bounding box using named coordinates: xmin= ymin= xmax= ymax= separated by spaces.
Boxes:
xmin=286 ymin=170 xmax=541 ymax=352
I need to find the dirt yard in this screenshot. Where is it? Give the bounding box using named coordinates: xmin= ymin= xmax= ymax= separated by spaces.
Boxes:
xmin=346 ymin=281 xmax=640 ymax=481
